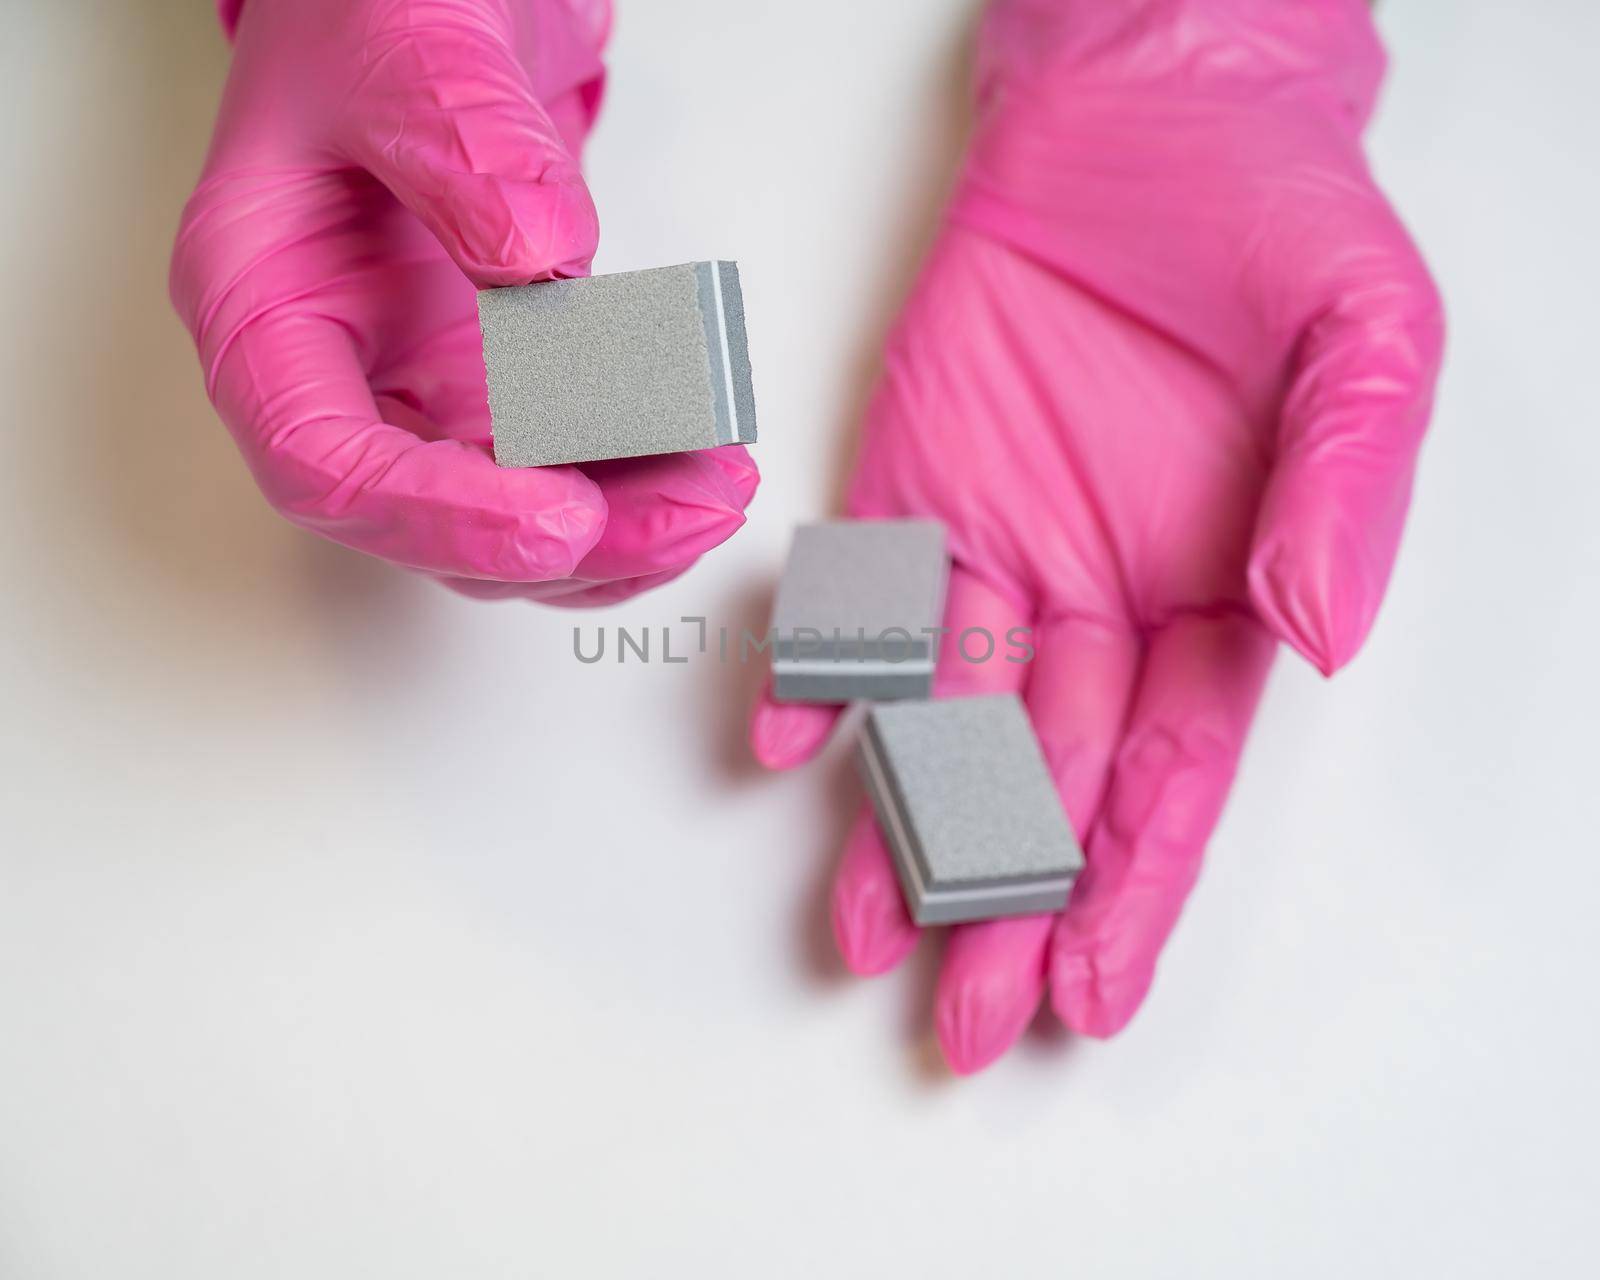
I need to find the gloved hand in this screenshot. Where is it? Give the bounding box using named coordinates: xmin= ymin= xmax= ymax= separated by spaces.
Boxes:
xmin=751 ymin=0 xmax=1443 ymax=1072
xmin=173 ymin=0 xmax=757 ymax=606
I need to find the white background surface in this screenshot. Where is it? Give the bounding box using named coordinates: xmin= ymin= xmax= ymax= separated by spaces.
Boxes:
xmin=2 ymin=1 xmax=1597 ymax=1275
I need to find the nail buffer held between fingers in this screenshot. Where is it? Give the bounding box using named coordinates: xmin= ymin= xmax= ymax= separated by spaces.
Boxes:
xmin=481 ymin=261 xmax=757 ymax=468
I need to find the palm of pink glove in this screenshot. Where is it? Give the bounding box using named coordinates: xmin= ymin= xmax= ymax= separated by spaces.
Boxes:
xmin=752 ymin=0 xmax=1443 ymax=1072
xmin=173 ymin=0 xmax=756 ymax=606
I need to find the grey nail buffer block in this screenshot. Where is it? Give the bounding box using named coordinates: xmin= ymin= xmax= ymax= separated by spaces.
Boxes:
xmin=858 ymin=695 xmax=1083 ymax=926
xmin=769 ymin=520 xmax=948 ymax=702
xmin=481 ymin=261 xmax=757 ymax=468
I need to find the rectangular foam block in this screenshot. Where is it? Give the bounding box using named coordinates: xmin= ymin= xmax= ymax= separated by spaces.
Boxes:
xmin=481 ymin=261 xmax=757 ymax=468
xmin=769 ymin=520 xmax=948 ymax=703
xmin=857 ymin=695 xmax=1083 ymax=926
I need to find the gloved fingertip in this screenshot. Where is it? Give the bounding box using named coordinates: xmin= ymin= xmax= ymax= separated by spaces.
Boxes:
xmin=749 ymin=696 xmax=837 ymax=770
xmin=832 ymin=885 xmax=918 ymax=976
xmin=831 ymin=822 xmax=918 ymax=976
xmin=1049 ymin=954 xmax=1154 ymax=1040
xmin=466 ymin=477 xmax=606 ymax=582
xmin=536 ymin=490 xmax=609 ymax=580
xmin=611 ymin=497 xmax=744 ymax=579
xmin=704 ymin=445 xmax=761 ymax=510
xmin=934 ymin=917 xmax=1051 ymax=1074
xmin=935 ymin=967 xmax=1040 ymax=1076
xmin=1247 ymin=536 xmax=1374 ymax=678
xmin=569 ymin=453 xmax=750 ymax=582
xmin=453 ymin=170 xmax=600 ymax=289
xmin=663 ymin=500 xmax=747 ymax=565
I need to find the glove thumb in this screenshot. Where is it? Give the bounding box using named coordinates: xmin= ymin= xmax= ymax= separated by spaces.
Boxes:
xmin=1248 ymin=263 xmax=1445 ymax=675
xmin=341 ymin=10 xmax=599 ymax=287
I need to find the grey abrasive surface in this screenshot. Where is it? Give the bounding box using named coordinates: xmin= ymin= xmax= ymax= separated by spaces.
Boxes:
xmin=481 ymin=261 xmax=757 ymax=468
xmin=858 ymin=695 xmax=1083 ymax=926
xmin=769 ymin=520 xmax=948 ymax=702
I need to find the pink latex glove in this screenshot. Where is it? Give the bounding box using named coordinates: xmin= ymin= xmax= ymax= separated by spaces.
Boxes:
xmin=173 ymin=0 xmax=757 ymax=606
xmin=752 ymin=0 xmax=1443 ymax=1072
